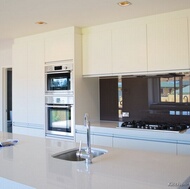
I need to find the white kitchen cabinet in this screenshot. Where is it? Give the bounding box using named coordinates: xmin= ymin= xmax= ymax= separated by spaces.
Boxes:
xmin=27 ymin=39 xmax=45 ymax=125
xmin=76 ymin=132 xmax=113 ymax=147
xmin=44 ymin=31 xmax=74 ymax=62
xmin=177 ymin=144 xmax=190 ymax=155
xmin=83 ymin=31 xmax=112 ymax=76
xmin=12 ymin=37 xmax=45 ymax=137
xmin=93 ymin=134 xmax=113 ymax=147
xmin=147 ymin=17 xmax=189 ymax=72
xmin=12 ymin=42 xmax=28 ymax=123
xmin=75 ymin=133 xmax=87 ymax=144
xmin=112 ymin=23 xmax=147 ymax=74
xmin=113 ymin=137 xmax=177 ymax=154
xmin=75 ymin=132 xmax=94 ymax=145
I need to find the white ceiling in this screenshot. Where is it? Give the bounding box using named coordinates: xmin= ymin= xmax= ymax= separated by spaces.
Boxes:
xmin=0 ymin=0 xmax=190 ymax=49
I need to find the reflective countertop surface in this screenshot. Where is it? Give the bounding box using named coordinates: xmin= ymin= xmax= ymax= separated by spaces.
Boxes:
xmin=0 ymin=132 xmax=189 ymax=189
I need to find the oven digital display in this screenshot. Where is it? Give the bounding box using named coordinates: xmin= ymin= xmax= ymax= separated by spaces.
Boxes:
xmin=54 ymin=66 xmax=62 ymax=70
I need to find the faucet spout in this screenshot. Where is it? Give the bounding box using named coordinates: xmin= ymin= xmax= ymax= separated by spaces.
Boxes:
xmin=84 ymin=113 xmax=92 ymax=164
xmin=84 ymin=113 xmax=91 ymax=153
xmin=76 ymin=113 xmax=92 ymax=164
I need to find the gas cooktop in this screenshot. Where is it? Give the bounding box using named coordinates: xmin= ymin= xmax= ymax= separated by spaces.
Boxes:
xmin=120 ymin=121 xmax=190 ymax=132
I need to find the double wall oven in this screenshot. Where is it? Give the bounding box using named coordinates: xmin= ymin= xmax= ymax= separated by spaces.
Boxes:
xmin=45 ymin=63 xmax=74 ymax=137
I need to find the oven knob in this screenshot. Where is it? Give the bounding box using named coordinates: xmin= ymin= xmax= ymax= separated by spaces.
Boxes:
xmin=65 ymin=66 xmax=68 ymax=70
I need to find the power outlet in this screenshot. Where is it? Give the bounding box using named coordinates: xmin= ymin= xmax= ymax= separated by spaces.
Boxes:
xmin=122 ymin=112 xmax=129 ymax=117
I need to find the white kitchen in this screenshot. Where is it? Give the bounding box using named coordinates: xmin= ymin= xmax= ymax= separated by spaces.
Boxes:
xmin=0 ymin=1 xmax=190 ymax=188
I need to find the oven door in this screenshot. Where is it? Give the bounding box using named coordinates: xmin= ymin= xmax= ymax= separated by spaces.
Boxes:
xmin=45 ymin=71 xmax=73 ymax=94
xmin=45 ymin=104 xmax=74 ymax=137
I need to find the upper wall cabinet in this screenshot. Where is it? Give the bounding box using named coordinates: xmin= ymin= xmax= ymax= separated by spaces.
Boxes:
xmin=147 ymin=17 xmax=189 ymax=72
xmin=83 ymin=31 xmax=112 ymax=76
xmin=44 ymin=30 xmax=74 ymax=62
xmin=112 ymin=23 xmax=147 ymax=73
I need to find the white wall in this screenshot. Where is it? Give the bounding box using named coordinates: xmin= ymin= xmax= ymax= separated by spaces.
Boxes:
xmin=0 ymin=40 xmax=13 ymax=131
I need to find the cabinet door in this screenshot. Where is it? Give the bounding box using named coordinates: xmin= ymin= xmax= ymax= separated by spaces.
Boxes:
xmin=12 ymin=43 xmax=28 ymax=123
xmin=112 ymin=24 xmax=147 ymax=73
xmin=147 ymin=17 xmax=189 ymax=71
xmin=45 ymin=33 xmax=74 ymax=62
xmin=113 ymin=137 xmax=176 ymax=154
xmin=27 ymin=39 xmax=45 ymax=125
xmin=83 ymin=31 xmax=112 ymax=76
xmin=75 ymin=133 xmax=94 ymax=145
xmin=177 ymin=144 xmax=190 ymax=155
xmin=93 ymin=134 xmax=113 ymax=147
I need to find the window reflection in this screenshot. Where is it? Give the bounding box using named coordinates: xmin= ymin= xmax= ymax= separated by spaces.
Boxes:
xmin=160 ymin=73 xmax=190 ymax=103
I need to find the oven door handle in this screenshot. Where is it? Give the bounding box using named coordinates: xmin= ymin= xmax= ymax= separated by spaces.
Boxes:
xmin=45 ymin=70 xmax=71 ymax=74
xmin=46 ymin=105 xmax=72 ymax=108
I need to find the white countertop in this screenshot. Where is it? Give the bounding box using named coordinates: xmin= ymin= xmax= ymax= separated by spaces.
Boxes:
xmin=0 ymin=132 xmax=189 ymax=189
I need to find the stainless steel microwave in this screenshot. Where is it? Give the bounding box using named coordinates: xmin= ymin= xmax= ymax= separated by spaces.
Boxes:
xmin=45 ymin=63 xmax=73 ymax=95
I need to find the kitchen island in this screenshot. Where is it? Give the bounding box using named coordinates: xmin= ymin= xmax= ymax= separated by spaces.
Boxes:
xmin=76 ymin=123 xmax=190 ymax=155
xmin=0 ymin=132 xmax=189 ymax=189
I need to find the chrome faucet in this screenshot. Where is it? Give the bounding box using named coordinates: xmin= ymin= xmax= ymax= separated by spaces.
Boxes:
xmin=76 ymin=113 xmax=93 ymax=164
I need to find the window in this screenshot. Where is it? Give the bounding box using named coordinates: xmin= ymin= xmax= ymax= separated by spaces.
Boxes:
xmin=160 ymin=73 xmax=190 ymax=103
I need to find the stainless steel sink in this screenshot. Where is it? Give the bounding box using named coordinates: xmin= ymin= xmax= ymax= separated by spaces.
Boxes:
xmin=52 ymin=147 xmax=108 ymax=161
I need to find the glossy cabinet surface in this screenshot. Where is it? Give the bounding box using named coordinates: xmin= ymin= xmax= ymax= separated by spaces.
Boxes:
xmin=45 ymin=32 xmax=74 ymax=62
xmin=113 ymin=137 xmax=177 ymax=154
xmin=75 ymin=125 xmax=190 ymax=155
xmin=12 ymin=42 xmax=28 ymax=123
xmin=112 ymin=23 xmax=147 ymax=73
xmin=12 ymin=38 xmax=45 ymax=136
xmin=83 ymin=31 xmax=112 ymax=76
xmin=27 ymin=39 xmax=45 ymax=125
xmin=147 ymin=17 xmax=189 ymax=72
xmin=82 ymin=11 xmax=190 ymax=76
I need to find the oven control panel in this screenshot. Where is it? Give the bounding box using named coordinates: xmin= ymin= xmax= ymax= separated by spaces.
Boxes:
xmin=45 ymin=96 xmax=74 ymax=105
xmin=45 ymin=63 xmax=73 ymax=73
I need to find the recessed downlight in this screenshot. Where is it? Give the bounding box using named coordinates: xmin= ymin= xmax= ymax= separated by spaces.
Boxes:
xmin=118 ymin=1 xmax=132 ymax=7
xmin=35 ymin=21 xmax=47 ymax=25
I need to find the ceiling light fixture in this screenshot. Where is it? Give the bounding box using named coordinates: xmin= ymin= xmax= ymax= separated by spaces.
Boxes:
xmin=35 ymin=21 xmax=47 ymax=25
xmin=118 ymin=1 xmax=132 ymax=7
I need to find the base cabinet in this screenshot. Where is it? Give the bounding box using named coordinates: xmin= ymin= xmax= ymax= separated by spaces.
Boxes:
xmin=177 ymin=144 xmax=190 ymax=155
xmin=93 ymin=134 xmax=113 ymax=147
xmin=75 ymin=133 xmax=113 ymax=147
xmin=13 ymin=126 xmax=45 ymax=137
xmin=75 ymin=133 xmax=89 ymax=144
xmin=113 ymin=137 xmax=177 ymax=154
xmin=75 ymin=131 xmax=181 ymax=155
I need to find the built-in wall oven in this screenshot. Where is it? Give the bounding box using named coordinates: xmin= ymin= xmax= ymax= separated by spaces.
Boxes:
xmin=45 ymin=96 xmax=74 ymax=137
xmin=45 ymin=63 xmax=73 ymax=95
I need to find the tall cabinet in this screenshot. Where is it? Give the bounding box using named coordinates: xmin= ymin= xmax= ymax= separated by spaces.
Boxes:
xmin=12 ymin=37 xmax=45 ymax=137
